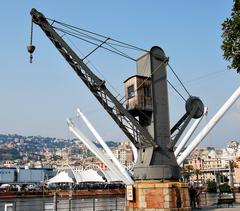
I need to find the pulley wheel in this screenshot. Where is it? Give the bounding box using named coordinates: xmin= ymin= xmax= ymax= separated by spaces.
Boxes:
xmin=185 ymin=96 xmax=204 ymax=119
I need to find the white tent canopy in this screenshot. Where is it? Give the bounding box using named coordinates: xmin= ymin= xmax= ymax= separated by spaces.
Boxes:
xmin=48 ymin=171 xmax=73 ymax=184
xmin=48 ymin=169 xmax=123 ymax=184
xmin=74 ymin=169 xmax=105 ymax=183
xmin=0 ymin=184 xmax=11 ymax=189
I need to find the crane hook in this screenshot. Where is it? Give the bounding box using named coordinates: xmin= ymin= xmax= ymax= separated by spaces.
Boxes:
xmin=27 ymin=45 xmax=35 ymax=63
xmin=27 ymin=19 xmax=36 ymax=63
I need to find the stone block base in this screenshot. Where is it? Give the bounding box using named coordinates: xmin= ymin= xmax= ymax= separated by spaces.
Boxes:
xmin=125 ymin=180 xmax=191 ymax=211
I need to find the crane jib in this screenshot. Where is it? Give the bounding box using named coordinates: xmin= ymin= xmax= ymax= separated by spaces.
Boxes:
xmin=29 ymin=8 xmax=156 ymax=149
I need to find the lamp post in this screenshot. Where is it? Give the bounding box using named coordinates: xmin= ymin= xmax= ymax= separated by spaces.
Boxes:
xmin=200 ymin=158 xmax=205 ymax=185
xmin=202 ymin=159 xmax=205 ymax=184
xmin=229 ymin=160 xmax=234 ymax=188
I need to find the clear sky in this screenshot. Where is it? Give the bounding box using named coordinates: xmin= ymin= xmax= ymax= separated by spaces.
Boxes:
xmin=0 ymin=1 xmax=239 ymax=148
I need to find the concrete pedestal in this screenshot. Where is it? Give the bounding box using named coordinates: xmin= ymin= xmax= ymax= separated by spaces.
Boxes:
xmin=125 ymin=180 xmax=191 ymax=211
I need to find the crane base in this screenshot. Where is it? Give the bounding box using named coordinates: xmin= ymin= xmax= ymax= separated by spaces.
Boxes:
xmin=125 ymin=180 xmax=191 ymax=211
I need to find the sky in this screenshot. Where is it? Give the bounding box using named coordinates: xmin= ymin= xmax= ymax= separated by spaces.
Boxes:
xmin=0 ymin=1 xmax=239 ymax=148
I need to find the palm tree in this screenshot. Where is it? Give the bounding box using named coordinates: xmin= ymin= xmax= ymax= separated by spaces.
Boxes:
xmin=194 ymin=169 xmax=202 ymax=187
xmin=229 ymin=160 xmax=238 ymax=171
xmin=181 ymin=165 xmax=194 ymax=182
xmin=227 ymin=160 xmax=238 ymax=188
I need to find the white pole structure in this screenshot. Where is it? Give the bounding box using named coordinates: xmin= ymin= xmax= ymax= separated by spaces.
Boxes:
xmin=67 ymin=118 xmax=133 ymax=185
xmin=174 ymin=107 xmax=208 ymax=157
xmin=76 ymin=108 xmax=134 ymax=184
xmin=121 ymin=121 xmax=138 ymax=163
xmin=177 ymin=86 xmax=240 ymax=165
xmin=130 ymin=142 xmax=138 ymax=163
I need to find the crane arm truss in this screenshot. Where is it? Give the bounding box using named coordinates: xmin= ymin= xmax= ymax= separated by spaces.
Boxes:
xmin=30 ymin=8 xmax=154 ymax=149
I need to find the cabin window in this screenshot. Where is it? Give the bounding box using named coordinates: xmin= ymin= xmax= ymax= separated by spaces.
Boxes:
xmin=143 ymin=86 xmax=151 ymax=97
xmin=127 ymin=85 xmax=135 ymax=99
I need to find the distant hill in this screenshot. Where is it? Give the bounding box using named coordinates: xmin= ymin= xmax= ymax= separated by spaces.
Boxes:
xmin=0 ymin=133 xmax=120 ymax=162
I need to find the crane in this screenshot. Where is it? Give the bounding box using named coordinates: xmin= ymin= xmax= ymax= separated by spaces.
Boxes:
xmin=28 ymin=8 xmax=204 ymax=180
xmin=28 ymin=8 xmax=154 ymax=150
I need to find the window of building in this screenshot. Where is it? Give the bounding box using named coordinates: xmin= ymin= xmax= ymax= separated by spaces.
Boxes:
xmin=127 ymin=85 xmax=135 ymax=99
xmin=143 ymin=86 xmax=151 ymax=97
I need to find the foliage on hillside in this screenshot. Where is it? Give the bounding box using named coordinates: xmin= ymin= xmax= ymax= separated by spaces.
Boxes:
xmin=0 ymin=148 xmax=21 ymax=160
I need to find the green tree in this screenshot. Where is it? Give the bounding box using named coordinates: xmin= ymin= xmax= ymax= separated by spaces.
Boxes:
xmin=221 ymin=0 xmax=240 ymax=73
xmin=181 ymin=165 xmax=193 ymax=182
xmin=207 ymin=180 xmax=217 ymax=193
xmin=229 ymin=160 xmax=238 ymax=171
xmin=219 ymin=183 xmax=231 ymax=193
xmin=228 ymin=160 xmax=238 ymax=188
xmin=194 ymin=169 xmax=202 ymax=186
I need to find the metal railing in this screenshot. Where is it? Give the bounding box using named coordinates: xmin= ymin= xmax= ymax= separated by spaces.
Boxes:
xmin=0 ymin=195 xmax=125 ymax=211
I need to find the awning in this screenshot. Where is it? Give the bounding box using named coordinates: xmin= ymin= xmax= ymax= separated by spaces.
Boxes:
xmin=48 ymin=171 xmax=73 ymax=184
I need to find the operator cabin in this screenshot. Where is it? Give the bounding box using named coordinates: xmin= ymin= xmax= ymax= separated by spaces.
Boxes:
xmin=124 ymin=53 xmax=153 ymax=126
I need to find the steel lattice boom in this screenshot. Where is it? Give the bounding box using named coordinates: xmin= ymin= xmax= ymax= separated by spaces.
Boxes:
xmin=30 ymin=8 xmax=155 ymax=149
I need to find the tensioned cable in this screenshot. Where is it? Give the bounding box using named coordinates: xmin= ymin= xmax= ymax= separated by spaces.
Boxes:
xmin=47 ymin=18 xmax=149 ymax=53
xmin=61 ymin=22 xmax=139 ymax=52
xmin=52 ymin=19 xmax=195 ymax=105
xmin=65 ymin=35 xmax=145 ymax=123
xmin=58 ymin=25 xmax=137 ymax=61
xmin=65 ymin=35 xmax=122 ymax=97
xmin=49 ymin=18 xmax=190 ymax=109
xmin=28 ymin=19 xmax=34 ymax=63
xmin=184 ymin=70 xmax=226 ymax=85
xmin=107 ymin=40 xmax=147 ymax=51
xmin=56 ymin=23 xmax=110 ymax=45
xmin=167 ymin=70 xmax=227 ymax=91
xmin=48 ymin=16 xmax=194 ymax=103
xmin=105 ymin=42 xmax=137 ymax=61
xmin=167 ymin=80 xmax=187 ymax=102
xmin=167 ymin=63 xmax=191 ymax=97
xmin=118 ymin=57 xmax=187 ymax=106
xmin=134 ymin=58 xmax=168 ymax=94
xmin=48 ymin=19 xmax=148 ymax=61
xmin=29 ymin=19 xmax=34 ymax=46
xmin=53 ymin=26 xmax=136 ymax=61
xmin=83 ymin=37 xmax=110 ymax=60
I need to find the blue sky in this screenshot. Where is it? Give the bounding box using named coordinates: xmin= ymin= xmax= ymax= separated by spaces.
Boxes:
xmin=0 ymin=1 xmax=239 ymax=148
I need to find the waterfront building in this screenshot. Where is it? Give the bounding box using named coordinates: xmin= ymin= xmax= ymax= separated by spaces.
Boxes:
xmin=0 ymin=167 xmax=54 ymax=184
xmin=113 ymin=140 xmax=134 ymax=168
xmin=234 ymin=157 xmax=240 ymax=184
xmin=185 ymin=141 xmax=240 ymax=186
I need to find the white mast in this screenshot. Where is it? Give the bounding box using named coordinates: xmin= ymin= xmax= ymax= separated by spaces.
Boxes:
xmin=177 ymin=86 xmax=240 ymax=165
xmin=67 ymin=118 xmax=133 ymax=185
xmin=76 ymin=108 xmax=134 ymax=184
xmin=130 ymin=142 xmax=138 ymax=163
xmin=174 ymin=107 xmax=208 ymax=157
